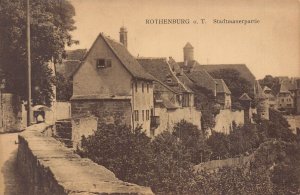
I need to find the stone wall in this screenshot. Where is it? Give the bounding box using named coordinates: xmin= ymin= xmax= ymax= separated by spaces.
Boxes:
xmin=194 ymin=154 xmax=253 ymax=173
xmin=54 ymin=119 xmax=73 ymax=148
xmin=71 ymin=99 xmax=132 ymax=126
xmin=0 ymin=93 xmax=22 ymax=133
xmin=17 ymin=123 xmax=154 ymax=195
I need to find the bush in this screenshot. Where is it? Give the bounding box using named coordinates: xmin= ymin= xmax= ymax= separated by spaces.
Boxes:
xmin=79 ymin=123 xmax=198 ymax=195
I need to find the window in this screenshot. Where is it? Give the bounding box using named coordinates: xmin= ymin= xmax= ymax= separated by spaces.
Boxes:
xmin=142 ymin=83 xmax=144 ymax=93
xmin=182 ymin=94 xmax=190 ymax=107
xmin=151 ymin=109 xmax=154 ymax=116
xmin=142 ymin=110 xmax=145 ymax=121
xmin=96 ymin=59 xmax=112 ymax=69
xmin=147 ymin=83 xmax=149 ymax=93
xmin=135 ymin=82 xmax=138 ymax=92
xmin=146 ymin=110 xmax=149 ymax=120
xmin=134 ymin=110 xmax=139 ymax=121
xmin=282 ymin=99 xmax=284 ymax=102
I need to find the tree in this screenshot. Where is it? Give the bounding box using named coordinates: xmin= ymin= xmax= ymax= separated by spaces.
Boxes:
xmin=173 ymin=120 xmax=211 ymax=163
xmin=79 ymin=123 xmax=154 ymax=184
xmin=207 ymin=131 xmax=230 ymax=159
xmin=79 ymin=123 xmax=199 ymax=195
xmin=55 ymin=72 xmax=73 ymax=101
xmin=0 ymin=0 xmax=77 ymax=106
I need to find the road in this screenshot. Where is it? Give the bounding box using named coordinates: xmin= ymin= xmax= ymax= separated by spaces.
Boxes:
xmin=0 ymin=133 xmax=27 ymax=195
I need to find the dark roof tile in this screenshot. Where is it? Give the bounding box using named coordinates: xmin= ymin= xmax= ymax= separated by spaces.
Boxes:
xmin=196 ymin=64 xmax=256 ymax=84
xmin=214 ymin=79 xmax=231 ymax=94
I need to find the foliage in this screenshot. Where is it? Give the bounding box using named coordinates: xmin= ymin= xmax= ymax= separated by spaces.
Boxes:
xmin=55 ymin=73 xmax=73 ymax=101
xmin=251 ymin=140 xmax=300 ymax=194
xmin=190 ymin=85 xmax=216 ymax=130
xmin=195 ymin=166 xmax=274 ymax=194
xmin=259 ymin=75 xmax=279 ymax=89
xmin=173 ymin=120 xmax=211 ymax=163
xmin=148 ymin=132 xmax=198 ymax=194
xmin=79 ymin=123 xmax=198 ymax=195
xmin=79 ymin=113 xmax=298 ymax=194
xmin=0 ymin=0 xmax=77 ymax=105
xmin=206 ymin=131 xmax=230 ymax=159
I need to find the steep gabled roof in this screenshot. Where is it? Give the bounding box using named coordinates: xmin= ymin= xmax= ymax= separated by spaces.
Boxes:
xmin=178 ymin=60 xmax=197 ymax=71
xmin=72 ymin=33 xmax=154 ymax=81
xmin=137 ymin=57 xmax=191 ymax=93
xmin=263 ymin=86 xmax=272 ymax=92
xmin=239 ymin=93 xmax=252 ymax=101
xmin=101 ymin=34 xmax=154 ymax=81
xmin=186 ymin=68 xmax=216 ymax=93
xmin=168 ymin=57 xmax=194 ymax=89
xmin=214 ymin=79 xmax=231 ymax=95
xmin=196 ymin=64 xmax=256 ymax=84
xmin=65 ymin=49 xmax=87 ymax=61
xmin=55 ymin=49 xmax=87 ymax=78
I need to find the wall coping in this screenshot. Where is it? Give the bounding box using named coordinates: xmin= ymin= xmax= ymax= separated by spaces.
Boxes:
xmin=18 ymin=123 xmax=154 ymax=195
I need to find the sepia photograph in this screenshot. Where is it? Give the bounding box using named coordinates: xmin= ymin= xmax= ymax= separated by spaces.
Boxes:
xmin=0 ymin=0 xmax=299 ymax=194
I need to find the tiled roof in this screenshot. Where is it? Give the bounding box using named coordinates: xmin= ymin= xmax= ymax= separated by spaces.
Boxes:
xmin=178 ymin=60 xmax=197 ymax=71
xmin=239 ymin=93 xmax=252 ymax=101
xmin=196 ymin=64 xmax=256 ymax=84
xmin=137 ymin=57 xmax=190 ymax=93
xmin=65 ymin=49 xmax=87 ymax=61
xmin=168 ymin=57 xmax=194 ymax=90
xmin=71 ymin=33 xmax=154 ymax=81
xmin=186 ymin=69 xmax=216 ymax=93
xmin=101 ymin=34 xmax=154 ymax=81
xmin=56 ymin=49 xmax=87 ymax=78
xmin=214 ymin=79 xmax=231 ymax=94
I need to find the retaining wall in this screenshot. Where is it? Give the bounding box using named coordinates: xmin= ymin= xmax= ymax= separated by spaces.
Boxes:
xmin=17 ymin=123 xmax=154 ymax=195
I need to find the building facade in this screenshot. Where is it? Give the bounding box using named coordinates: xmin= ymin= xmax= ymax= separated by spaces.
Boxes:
xmin=71 ymin=30 xmax=154 ymax=135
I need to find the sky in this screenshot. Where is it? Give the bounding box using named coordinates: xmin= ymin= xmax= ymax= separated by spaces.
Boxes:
xmin=68 ymin=0 xmax=300 ymax=79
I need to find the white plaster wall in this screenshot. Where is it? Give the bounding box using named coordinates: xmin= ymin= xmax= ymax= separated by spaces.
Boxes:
xmin=73 ymin=36 xmax=132 ymax=97
xmin=72 ymin=116 xmax=98 ymax=149
xmin=54 ymin=101 xmax=71 ymax=120
xmin=214 ymin=109 xmax=244 ymax=134
xmin=154 ymin=107 xmax=201 ymax=135
xmin=132 ymin=80 xmax=154 ymax=135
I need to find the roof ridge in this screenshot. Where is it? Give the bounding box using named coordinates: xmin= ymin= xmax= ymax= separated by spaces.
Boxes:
xmin=166 ymin=60 xmax=193 ymax=93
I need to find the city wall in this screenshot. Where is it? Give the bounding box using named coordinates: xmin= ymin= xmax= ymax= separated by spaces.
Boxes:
xmin=17 ymin=123 xmax=154 ymax=195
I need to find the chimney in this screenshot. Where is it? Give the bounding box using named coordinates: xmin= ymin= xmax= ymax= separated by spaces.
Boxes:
xmin=119 ymin=26 xmax=127 ymax=48
xmin=183 ymin=42 xmax=194 ymax=63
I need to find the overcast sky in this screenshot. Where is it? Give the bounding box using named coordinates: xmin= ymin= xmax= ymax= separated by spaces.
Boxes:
xmin=68 ymin=0 xmax=300 ymax=79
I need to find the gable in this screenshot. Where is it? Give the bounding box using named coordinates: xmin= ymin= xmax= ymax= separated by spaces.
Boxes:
xmin=72 ymin=35 xmax=133 ymax=98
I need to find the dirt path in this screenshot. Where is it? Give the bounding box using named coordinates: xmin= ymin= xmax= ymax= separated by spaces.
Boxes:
xmin=0 ymin=133 xmax=27 ymax=195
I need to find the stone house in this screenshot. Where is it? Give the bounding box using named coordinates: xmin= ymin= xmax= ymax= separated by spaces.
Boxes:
xmin=71 ymin=31 xmax=155 ymax=135
xmin=137 ymin=57 xmax=201 ymax=136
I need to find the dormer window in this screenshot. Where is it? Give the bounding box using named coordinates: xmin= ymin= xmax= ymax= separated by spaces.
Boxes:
xmin=96 ymin=59 xmax=112 ymax=69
